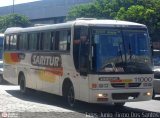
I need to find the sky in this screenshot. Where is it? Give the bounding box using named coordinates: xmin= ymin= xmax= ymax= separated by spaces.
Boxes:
xmin=0 ymin=0 xmax=41 ymax=7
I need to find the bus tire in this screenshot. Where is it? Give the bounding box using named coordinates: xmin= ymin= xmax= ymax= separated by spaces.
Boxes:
xmin=19 ymin=74 xmax=27 ymax=95
xmin=152 ymin=90 xmax=155 ymax=99
xmin=114 ymin=102 xmax=125 ymax=107
xmin=63 ymin=81 xmax=76 ymax=108
xmin=67 ymin=85 xmax=75 ymax=107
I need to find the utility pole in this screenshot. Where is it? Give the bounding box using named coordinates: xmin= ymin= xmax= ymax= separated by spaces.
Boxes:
xmin=13 ymin=0 xmax=15 ymax=14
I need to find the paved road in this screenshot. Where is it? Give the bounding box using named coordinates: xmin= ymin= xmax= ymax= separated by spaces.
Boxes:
xmin=0 ymin=84 xmax=160 ymax=118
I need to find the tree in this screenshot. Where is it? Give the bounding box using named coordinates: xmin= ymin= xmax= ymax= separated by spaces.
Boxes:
xmin=0 ymin=14 xmax=31 ymax=33
xmin=67 ymin=0 xmax=136 ymax=20
xmin=67 ymin=0 xmax=160 ymax=41
xmin=115 ymin=0 xmax=160 ymax=41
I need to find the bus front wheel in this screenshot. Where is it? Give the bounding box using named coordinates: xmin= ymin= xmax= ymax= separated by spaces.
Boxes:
xmin=152 ymin=90 xmax=155 ymax=99
xmin=66 ymin=85 xmax=75 ymax=107
xmin=19 ymin=74 xmax=27 ymax=94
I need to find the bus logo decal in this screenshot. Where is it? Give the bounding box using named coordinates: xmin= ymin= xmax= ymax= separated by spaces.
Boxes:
xmin=31 ymin=53 xmax=62 ymax=68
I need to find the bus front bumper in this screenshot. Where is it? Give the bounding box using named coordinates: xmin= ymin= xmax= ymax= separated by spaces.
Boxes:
xmin=89 ymin=88 xmax=153 ymax=104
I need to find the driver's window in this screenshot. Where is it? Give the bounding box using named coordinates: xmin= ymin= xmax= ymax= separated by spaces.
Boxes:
xmin=73 ymin=27 xmax=89 ymax=73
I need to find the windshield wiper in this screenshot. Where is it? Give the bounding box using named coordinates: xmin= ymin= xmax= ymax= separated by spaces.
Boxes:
xmin=118 ymin=43 xmax=124 ymax=63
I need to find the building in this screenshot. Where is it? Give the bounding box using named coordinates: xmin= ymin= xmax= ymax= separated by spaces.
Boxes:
xmin=0 ymin=0 xmax=91 ymax=24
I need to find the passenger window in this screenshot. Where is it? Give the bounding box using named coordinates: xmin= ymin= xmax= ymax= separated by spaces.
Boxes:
xmin=55 ymin=31 xmax=59 ymax=50
xmin=18 ymin=34 xmax=28 ymax=50
xmin=59 ymin=30 xmax=71 ymax=51
xmin=5 ymin=35 xmax=10 ymax=50
xmin=51 ymin=32 xmax=56 ymax=50
xmin=10 ymin=35 xmax=17 ymax=50
xmin=41 ymin=32 xmax=51 ymax=50
xmin=28 ymin=33 xmax=38 ymax=51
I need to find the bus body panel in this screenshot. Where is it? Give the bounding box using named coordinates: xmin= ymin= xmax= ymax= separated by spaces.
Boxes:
xmin=88 ymin=74 xmax=153 ymax=103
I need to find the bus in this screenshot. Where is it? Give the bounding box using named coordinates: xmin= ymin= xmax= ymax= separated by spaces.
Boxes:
xmin=3 ymin=18 xmax=153 ymax=107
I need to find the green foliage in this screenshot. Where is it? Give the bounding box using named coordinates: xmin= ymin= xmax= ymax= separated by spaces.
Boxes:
xmin=0 ymin=14 xmax=31 ymax=33
xmin=67 ymin=0 xmax=160 ymax=41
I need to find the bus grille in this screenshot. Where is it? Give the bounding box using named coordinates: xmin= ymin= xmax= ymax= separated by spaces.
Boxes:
xmin=111 ymin=83 xmax=141 ymax=88
xmin=112 ymin=93 xmax=139 ymax=100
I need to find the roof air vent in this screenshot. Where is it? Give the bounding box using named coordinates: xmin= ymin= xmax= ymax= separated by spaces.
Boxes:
xmin=76 ymin=17 xmax=97 ymax=20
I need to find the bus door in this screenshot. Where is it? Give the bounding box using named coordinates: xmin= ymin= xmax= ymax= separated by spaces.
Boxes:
xmin=73 ymin=27 xmax=89 ymax=74
xmin=79 ymin=34 xmax=89 ymax=74
xmin=73 ymin=26 xmax=90 ymax=101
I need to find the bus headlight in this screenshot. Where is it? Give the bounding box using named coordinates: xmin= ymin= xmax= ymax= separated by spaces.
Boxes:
xmin=97 ymin=93 xmax=108 ymax=97
xmin=97 ymin=93 xmax=108 ymax=101
xmin=144 ymin=92 xmax=152 ymax=96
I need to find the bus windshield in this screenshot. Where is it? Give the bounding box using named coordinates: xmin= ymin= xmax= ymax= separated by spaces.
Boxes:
xmin=92 ymin=28 xmax=152 ymax=74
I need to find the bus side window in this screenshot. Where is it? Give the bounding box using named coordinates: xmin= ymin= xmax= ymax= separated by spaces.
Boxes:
xmin=18 ymin=33 xmax=28 ymax=50
xmin=55 ymin=31 xmax=59 ymax=50
xmin=5 ymin=35 xmax=10 ymax=50
xmin=10 ymin=35 xmax=17 ymax=50
xmin=28 ymin=33 xmax=38 ymax=51
xmin=59 ymin=30 xmax=71 ymax=51
xmin=51 ymin=32 xmax=55 ymax=50
xmin=41 ymin=32 xmax=52 ymax=51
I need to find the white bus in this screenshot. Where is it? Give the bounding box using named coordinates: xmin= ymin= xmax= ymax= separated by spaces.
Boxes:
xmin=3 ymin=18 xmax=153 ymax=107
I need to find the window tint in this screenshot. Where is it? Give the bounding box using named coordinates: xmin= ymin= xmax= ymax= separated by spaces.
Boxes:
xmin=51 ymin=32 xmax=56 ymax=50
xmin=41 ymin=32 xmax=51 ymax=50
xmin=10 ymin=35 xmax=17 ymax=50
xmin=59 ymin=30 xmax=71 ymax=51
xmin=18 ymin=34 xmax=28 ymax=50
xmin=55 ymin=31 xmax=59 ymax=50
xmin=28 ymin=33 xmax=38 ymax=51
xmin=5 ymin=35 xmax=10 ymax=50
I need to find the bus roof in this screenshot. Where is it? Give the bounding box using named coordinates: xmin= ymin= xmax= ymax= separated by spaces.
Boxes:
xmin=4 ymin=18 xmax=147 ymax=34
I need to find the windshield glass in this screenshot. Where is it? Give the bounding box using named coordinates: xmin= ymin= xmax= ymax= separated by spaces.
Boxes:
xmin=92 ymin=28 xmax=152 ymax=74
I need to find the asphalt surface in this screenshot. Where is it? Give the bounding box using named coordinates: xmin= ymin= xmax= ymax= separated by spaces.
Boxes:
xmin=0 ymin=84 xmax=160 ymax=118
